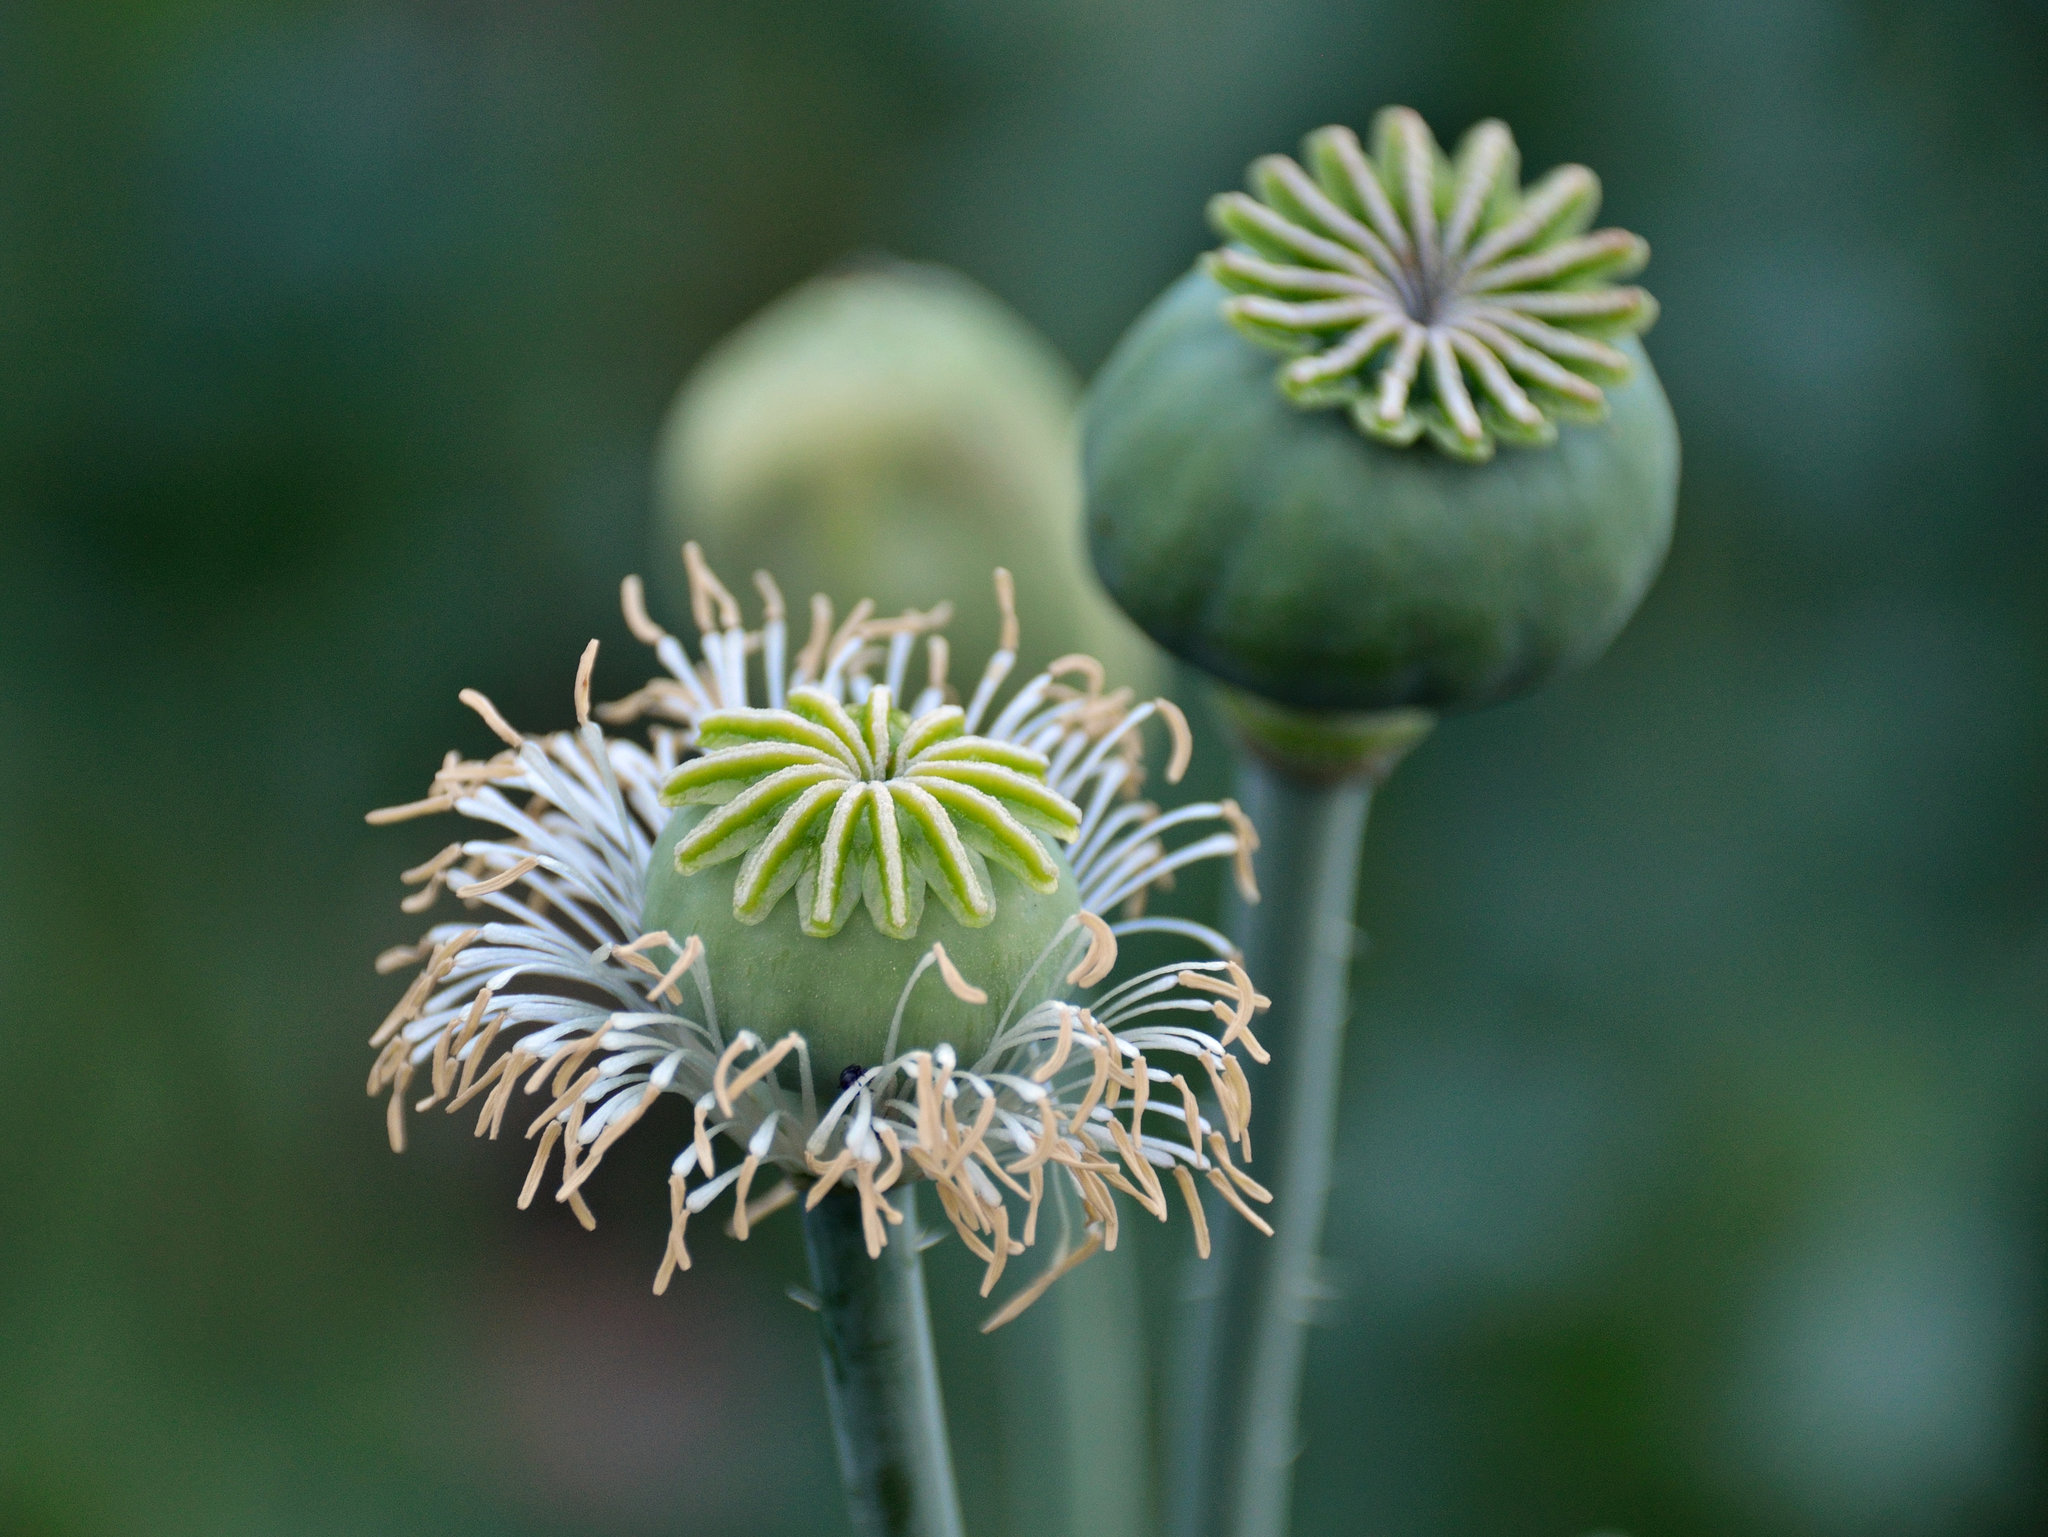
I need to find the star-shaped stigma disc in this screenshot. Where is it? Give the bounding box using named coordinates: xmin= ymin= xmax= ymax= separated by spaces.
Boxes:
xmin=662 ymin=684 xmax=1082 ymax=939
xmin=1206 ymin=107 xmax=1660 ymax=461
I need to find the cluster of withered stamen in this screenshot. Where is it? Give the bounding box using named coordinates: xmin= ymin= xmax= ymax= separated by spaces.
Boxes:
xmin=366 ymin=551 xmax=1269 ymax=1324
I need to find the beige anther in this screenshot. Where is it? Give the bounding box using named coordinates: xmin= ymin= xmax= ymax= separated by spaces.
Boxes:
xmin=682 ymin=541 xmax=741 ymax=632
xmin=557 ymin=1096 xmax=587 ymax=1188
xmin=1045 ymin=653 xmax=1106 ymax=696
xmin=1090 ymin=1013 xmax=1138 ymax=1090
xmin=523 ymin=1037 xmax=579 ymax=1100
xmin=854 ymin=1160 xmax=900 ymax=1258
xmin=559 ymin=1082 xmax=663 ymax=1197
xmin=1066 ymin=911 xmax=1117 ymax=987
xmin=620 ymin=574 xmax=667 ymax=643
xmin=458 ymin=688 xmax=524 ymax=749
xmin=372 ymin=941 xmax=427 ymax=974
xmin=931 ymin=943 xmax=988 ymax=1005
xmin=1211 ymin=961 xmax=1271 ymax=1063
xmin=595 ymin=679 xmax=695 ymax=726
xmin=805 ymin=1148 xmax=857 ymax=1209
xmin=385 ymin=1057 xmax=414 ymax=1153
xmin=935 ymin=1183 xmax=996 ymax=1263
xmin=519 ymin=1121 xmax=562 ymax=1209
xmin=874 ymin=1126 xmax=906 ymax=1195
xmin=1223 ymin=1054 xmax=1253 ymax=1139
xmin=401 ymin=843 xmax=464 ymax=887
xmin=980 ymin=1231 xmax=1103 ymax=1333
xmin=1172 ymin=1165 xmax=1212 ymax=1258
xmin=367 ymin=1033 xmax=400 ymax=1095
xmin=654 ymin=1174 xmax=692 ymax=1292
xmin=716 ymin=1033 xmax=798 ymax=1116
xmin=711 ymin=1035 xmax=754 ymax=1117
xmin=819 ymin=597 xmax=873 ymax=672
xmin=1005 ymin=1091 xmax=1064 ymax=1176
xmin=611 ymin=930 xmax=674 ymax=966
xmin=478 ymin=1049 xmax=530 ymax=1140
xmin=1085 ymin=1171 xmax=1120 ymax=1251
xmin=424 ymin=1019 xmax=457 ymax=1104
xmin=1171 ymin=1074 xmax=1205 ymax=1162
xmin=1207 ymin=1167 xmax=1275 ymax=1236
xmin=1178 ymin=968 xmax=1268 ymax=1010
xmin=1068 ymin=1035 xmax=1113 ymax=1134
xmin=1031 ymin=1004 xmax=1076 ymax=1085
xmin=365 ymin=793 xmax=459 ymax=826
xmin=1155 ymin=697 xmax=1193 ymax=784
xmin=451 ymin=854 xmax=540 ymax=900
xmin=1219 ymin=798 xmax=1261 ymax=901
xmin=524 ymin=1067 xmax=598 ymax=1140
xmin=400 ymin=882 xmax=449 ymax=918
xmin=1022 ymin=1165 xmax=1045 ymax=1246
xmin=567 ymin=1188 xmax=596 ymax=1231
xmin=452 ymin=1017 xmax=500 ymax=1104
xmin=729 ymin=1155 xmax=762 ymax=1240
xmin=942 ymin=1093 xmax=1000 ymax=1181
xmin=1105 ymin=1119 xmax=1167 ymax=1220
xmin=729 ymin=1178 xmax=797 ymax=1237
xmin=640 ymin=934 xmax=702 ymax=1005
xmin=574 ymin=639 xmax=599 ymax=728
xmin=993 ymin=568 xmax=1019 ymax=653
xmin=973 ymin=1142 xmax=1029 ymax=1201
xmin=795 ymin=593 xmax=834 ymax=683
xmin=368 ymin=929 xmax=479 ymax=1047
xmin=1201 ymin=1054 xmax=1244 ymax=1143
xmin=1207 ymin=1133 xmax=1272 ymax=1204
xmin=693 ymin=1097 xmax=717 ymax=1183
xmin=860 ymin=601 xmax=952 ymax=639
xmin=544 ymin=1026 xmax=608 ymax=1098
xmin=979 ymin=1202 xmax=1014 ymax=1296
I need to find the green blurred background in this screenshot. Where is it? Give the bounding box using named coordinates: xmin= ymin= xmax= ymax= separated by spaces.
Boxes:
xmin=6 ymin=2 xmax=2048 ymax=1534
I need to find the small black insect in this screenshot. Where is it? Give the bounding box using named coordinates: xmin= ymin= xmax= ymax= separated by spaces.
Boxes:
xmin=838 ymin=1064 xmax=866 ymax=1092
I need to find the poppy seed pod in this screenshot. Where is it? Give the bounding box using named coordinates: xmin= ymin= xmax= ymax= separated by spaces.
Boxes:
xmin=1083 ymin=110 xmax=1680 ymax=721
xmin=641 ymin=718 xmax=1088 ymax=1080
xmin=655 ymin=260 xmax=1158 ymax=691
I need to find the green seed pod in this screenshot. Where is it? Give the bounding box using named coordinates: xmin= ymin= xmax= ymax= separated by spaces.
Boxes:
xmin=646 ymin=815 xmax=1081 ymax=1083
xmin=640 ymin=679 xmax=1088 ymax=1078
xmin=656 ymin=259 xmax=1157 ymax=690
xmin=1082 ymin=110 xmax=1680 ymax=720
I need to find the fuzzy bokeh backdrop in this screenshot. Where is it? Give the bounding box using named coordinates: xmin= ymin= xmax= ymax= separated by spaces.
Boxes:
xmin=5 ymin=3 xmax=2047 ymax=1535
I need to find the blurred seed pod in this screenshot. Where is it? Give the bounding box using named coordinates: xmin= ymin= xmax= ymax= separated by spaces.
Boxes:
xmin=653 ymin=260 xmax=1159 ymax=691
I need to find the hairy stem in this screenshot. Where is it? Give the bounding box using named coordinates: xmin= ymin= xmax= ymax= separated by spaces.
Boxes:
xmin=804 ymin=1184 xmax=966 ymax=1537
xmin=1168 ymin=752 xmax=1373 ymax=1537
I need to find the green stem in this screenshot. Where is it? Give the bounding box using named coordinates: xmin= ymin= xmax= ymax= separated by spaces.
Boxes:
xmin=1047 ymin=1250 xmax=1154 ymax=1537
xmin=1168 ymin=750 xmax=1374 ymax=1537
xmin=998 ymin=1238 xmax=1154 ymax=1537
xmin=804 ymin=1184 xmax=966 ymax=1537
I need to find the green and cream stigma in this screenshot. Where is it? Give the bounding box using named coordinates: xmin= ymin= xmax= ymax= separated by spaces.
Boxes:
xmin=366 ymin=549 xmax=1268 ymax=1323
xmin=1205 ymin=106 xmax=1659 ymax=461
xmin=665 ymin=681 xmax=1081 ymax=941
